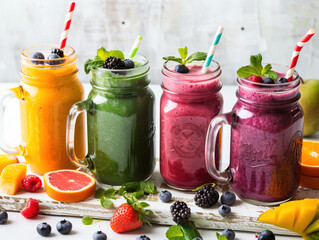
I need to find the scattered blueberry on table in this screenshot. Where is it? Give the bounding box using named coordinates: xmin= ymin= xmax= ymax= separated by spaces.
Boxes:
xmin=221 ymin=192 xmax=236 ymax=206
xmin=159 ymin=190 xmax=172 ymax=203
xmin=218 ymin=205 xmax=231 ymax=217
xmin=93 ymin=230 xmax=107 ymax=240
xmin=36 ymin=222 xmax=51 ymax=237
xmin=56 ymin=219 xmax=72 ymax=235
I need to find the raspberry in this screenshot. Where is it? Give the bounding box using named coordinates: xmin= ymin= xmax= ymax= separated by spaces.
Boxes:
xmin=247 ymin=75 xmax=263 ymax=83
xmin=22 ymin=175 xmax=42 ymax=192
xmin=103 ymin=57 xmax=126 ymax=69
xmin=21 ymin=198 xmax=39 ymax=218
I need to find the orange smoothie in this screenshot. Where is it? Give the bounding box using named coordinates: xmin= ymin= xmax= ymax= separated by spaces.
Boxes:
xmin=12 ymin=45 xmax=85 ymax=174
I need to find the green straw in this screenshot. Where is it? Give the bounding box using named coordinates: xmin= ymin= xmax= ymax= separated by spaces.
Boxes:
xmin=129 ymin=35 xmax=143 ymax=59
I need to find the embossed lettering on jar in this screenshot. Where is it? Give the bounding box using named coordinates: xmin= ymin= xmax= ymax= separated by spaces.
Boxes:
xmin=160 ymin=60 xmax=223 ymax=190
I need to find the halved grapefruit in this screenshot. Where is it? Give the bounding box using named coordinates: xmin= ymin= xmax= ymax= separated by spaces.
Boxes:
xmin=43 ymin=169 xmax=96 ymax=202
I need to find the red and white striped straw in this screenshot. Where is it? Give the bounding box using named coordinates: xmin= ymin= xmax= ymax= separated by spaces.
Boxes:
xmin=285 ymin=28 xmax=315 ymax=81
xmin=59 ymin=1 xmax=76 ymax=51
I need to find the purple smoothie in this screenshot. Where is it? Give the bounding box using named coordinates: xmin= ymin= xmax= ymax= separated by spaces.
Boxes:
xmin=230 ymin=70 xmax=303 ymax=204
xmin=160 ymin=61 xmax=223 ymax=190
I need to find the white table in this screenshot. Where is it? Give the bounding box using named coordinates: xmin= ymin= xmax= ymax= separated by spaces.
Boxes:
xmin=1 ymin=83 xmax=313 ymax=240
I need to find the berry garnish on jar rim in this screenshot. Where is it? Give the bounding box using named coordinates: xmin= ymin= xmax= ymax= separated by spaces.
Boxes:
xmin=163 ymin=46 xmax=207 ymax=74
xmin=237 ymin=54 xmax=278 ymax=83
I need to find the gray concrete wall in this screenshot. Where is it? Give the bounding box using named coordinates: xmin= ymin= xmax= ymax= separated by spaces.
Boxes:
xmin=1 ymin=0 xmax=318 ymax=85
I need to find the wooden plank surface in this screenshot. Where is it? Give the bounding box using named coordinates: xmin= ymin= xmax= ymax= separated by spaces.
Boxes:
xmin=1 ymin=163 xmax=316 ymax=236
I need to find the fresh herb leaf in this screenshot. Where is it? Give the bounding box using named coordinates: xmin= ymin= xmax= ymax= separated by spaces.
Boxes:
xmin=100 ymin=196 xmax=113 ymax=208
xmin=216 ymin=232 xmax=228 ymax=240
xmin=186 ymin=52 xmax=207 ymax=64
xmin=264 ymin=70 xmax=278 ymax=80
xmin=139 ymin=181 xmax=157 ymax=194
xmin=108 ymin=50 xmax=125 ymax=60
xmin=103 ymin=188 xmax=118 ymax=200
xmin=163 ymin=56 xmax=183 ymax=65
xmin=82 ymin=216 xmax=94 ymax=225
xmin=250 ymin=54 xmax=263 ymax=74
xmin=84 ymin=58 xmax=104 ymax=74
xmin=97 ymin=47 xmax=109 ymax=61
xmin=132 ymin=191 xmax=145 ymax=199
xmin=94 ymin=188 xmax=105 ymax=199
xmin=166 ymin=225 xmax=184 ymax=240
xmin=237 ymin=54 xmax=278 ymax=80
xmin=237 ymin=66 xmax=259 ymax=78
xmin=178 ymin=47 xmax=188 ymax=62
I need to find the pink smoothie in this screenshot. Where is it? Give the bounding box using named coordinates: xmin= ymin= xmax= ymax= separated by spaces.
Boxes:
xmin=160 ymin=62 xmax=223 ymax=190
xmin=229 ymin=72 xmax=303 ymax=204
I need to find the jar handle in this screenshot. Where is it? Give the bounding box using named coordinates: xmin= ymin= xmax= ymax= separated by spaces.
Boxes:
xmin=66 ymin=99 xmax=94 ymax=170
xmin=0 ymin=86 xmax=26 ymax=155
xmin=205 ymin=110 xmax=237 ymax=182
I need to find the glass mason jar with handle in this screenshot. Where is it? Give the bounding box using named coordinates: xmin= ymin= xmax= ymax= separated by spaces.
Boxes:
xmin=205 ymin=65 xmax=303 ymax=205
xmin=67 ymin=54 xmax=155 ymax=185
xmin=160 ymin=60 xmax=223 ymax=190
xmin=0 ymin=44 xmax=86 ymax=175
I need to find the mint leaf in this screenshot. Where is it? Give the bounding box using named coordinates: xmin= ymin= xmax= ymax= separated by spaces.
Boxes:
xmin=94 ymin=188 xmax=105 ymax=199
xmin=250 ymin=54 xmax=263 ymax=74
xmin=132 ymin=191 xmax=145 ymax=199
xmin=261 ymin=63 xmax=272 ymax=75
xmin=97 ymin=47 xmax=109 ymax=61
xmin=216 ymin=232 xmax=228 ymax=240
xmin=163 ymin=56 xmax=183 ymax=65
xmin=138 ymin=181 xmax=157 ymax=194
xmin=186 ymin=52 xmax=207 ymax=64
xmin=108 ymin=50 xmax=125 ymax=60
xmin=100 ymin=196 xmax=113 ymax=208
xmin=82 ymin=216 xmax=93 ymax=225
xmin=103 ymin=188 xmax=118 ymax=200
xmin=237 ymin=66 xmax=259 ymax=78
xmin=178 ymin=47 xmax=188 ymax=64
xmin=264 ymin=70 xmax=278 ymax=80
xmin=166 ymin=225 xmax=184 ymax=240
xmin=84 ymin=58 xmax=104 ymax=74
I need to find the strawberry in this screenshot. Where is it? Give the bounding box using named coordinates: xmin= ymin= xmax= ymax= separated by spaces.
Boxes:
xmin=110 ymin=203 xmax=143 ymax=233
xmin=247 ymin=75 xmax=263 ymax=83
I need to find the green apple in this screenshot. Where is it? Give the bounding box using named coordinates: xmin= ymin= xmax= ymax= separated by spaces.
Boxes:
xmin=299 ymin=79 xmax=319 ymax=136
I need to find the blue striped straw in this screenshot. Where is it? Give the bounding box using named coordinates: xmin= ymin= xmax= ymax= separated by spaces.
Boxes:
xmin=202 ymin=26 xmax=224 ymax=73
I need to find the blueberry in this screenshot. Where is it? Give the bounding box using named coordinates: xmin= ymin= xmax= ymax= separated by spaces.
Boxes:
xmin=192 ymin=238 xmax=203 ymax=240
xmin=218 ymin=205 xmax=231 ymax=217
xmin=263 ymin=78 xmax=275 ymax=84
xmin=278 ymin=77 xmax=288 ymax=83
xmin=56 ymin=219 xmax=72 ymax=235
xmin=222 ymin=229 xmax=235 ymax=240
xmin=124 ymin=59 xmax=135 ymax=69
xmin=221 ymin=192 xmax=236 ymax=206
xmin=258 ymin=230 xmax=275 ymax=240
xmin=93 ymin=230 xmax=107 ymax=240
xmin=47 ymin=53 xmax=64 ymax=65
xmin=36 ymin=222 xmax=51 ymax=237
xmin=159 ymin=190 xmax=172 ymax=203
xmin=51 ymin=48 xmax=64 ymax=58
xmin=136 ymin=235 xmax=150 ymax=240
xmin=30 ymin=52 xmax=45 ymax=65
xmin=0 ymin=210 xmax=8 ymax=224
xmin=175 ymin=64 xmax=189 ymax=73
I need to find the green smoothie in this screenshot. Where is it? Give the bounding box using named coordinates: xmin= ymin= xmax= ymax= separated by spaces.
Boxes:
xmin=85 ymin=55 xmax=155 ymax=185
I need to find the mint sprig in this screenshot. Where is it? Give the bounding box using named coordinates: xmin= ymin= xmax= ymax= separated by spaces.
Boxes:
xmin=84 ymin=47 xmax=125 ymax=74
xmin=216 ymin=232 xmax=228 ymax=240
xmin=166 ymin=225 xmax=184 ymax=240
xmin=81 ymin=216 xmax=101 ymax=225
xmin=163 ymin=46 xmax=207 ymax=66
xmin=237 ymin=54 xmax=278 ymax=80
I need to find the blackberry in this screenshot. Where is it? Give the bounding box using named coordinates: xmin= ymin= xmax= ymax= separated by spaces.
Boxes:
xmin=170 ymin=201 xmax=191 ymax=224
xmin=103 ymin=57 xmax=126 ymax=69
xmin=194 ymin=185 xmax=219 ymax=208
xmin=51 ymin=48 xmax=64 ymax=58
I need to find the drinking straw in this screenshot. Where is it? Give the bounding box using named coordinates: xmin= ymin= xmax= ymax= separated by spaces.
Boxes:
xmin=285 ymin=28 xmax=315 ymax=81
xmin=129 ymin=35 xmax=143 ymax=59
xmin=202 ymin=26 xmax=224 ymax=73
xmin=59 ymin=2 xmax=76 ymax=51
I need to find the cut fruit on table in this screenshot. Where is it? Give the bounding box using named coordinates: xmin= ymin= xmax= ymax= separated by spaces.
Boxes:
xmin=300 ymin=140 xmax=319 ymax=189
xmin=0 ymin=163 xmax=27 ymax=195
xmin=0 ymin=154 xmax=19 ymax=174
xmin=258 ymin=198 xmax=319 ymax=240
xmin=43 ymin=169 xmax=96 ymax=202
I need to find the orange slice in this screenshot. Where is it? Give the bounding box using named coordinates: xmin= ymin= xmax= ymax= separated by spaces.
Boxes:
xmin=0 ymin=154 xmax=19 ymax=174
xmin=300 ymin=140 xmax=319 ymax=178
xmin=0 ymin=163 xmax=27 ymax=195
xmin=43 ymin=169 xmax=96 ymax=202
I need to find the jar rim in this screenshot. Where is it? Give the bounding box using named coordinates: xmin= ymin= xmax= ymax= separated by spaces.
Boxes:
xmin=21 ymin=44 xmax=76 ymax=67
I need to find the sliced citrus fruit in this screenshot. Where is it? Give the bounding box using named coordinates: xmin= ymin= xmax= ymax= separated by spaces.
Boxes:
xmin=0 ymin=163 xmax=27 ymax=195
xmin=43 ymin=169 xmax=96 ymax=202
xmin=0 ymin=154 xmax=19 ymax=174
xmin=301 ymin=140 xmax=319 ymax=166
